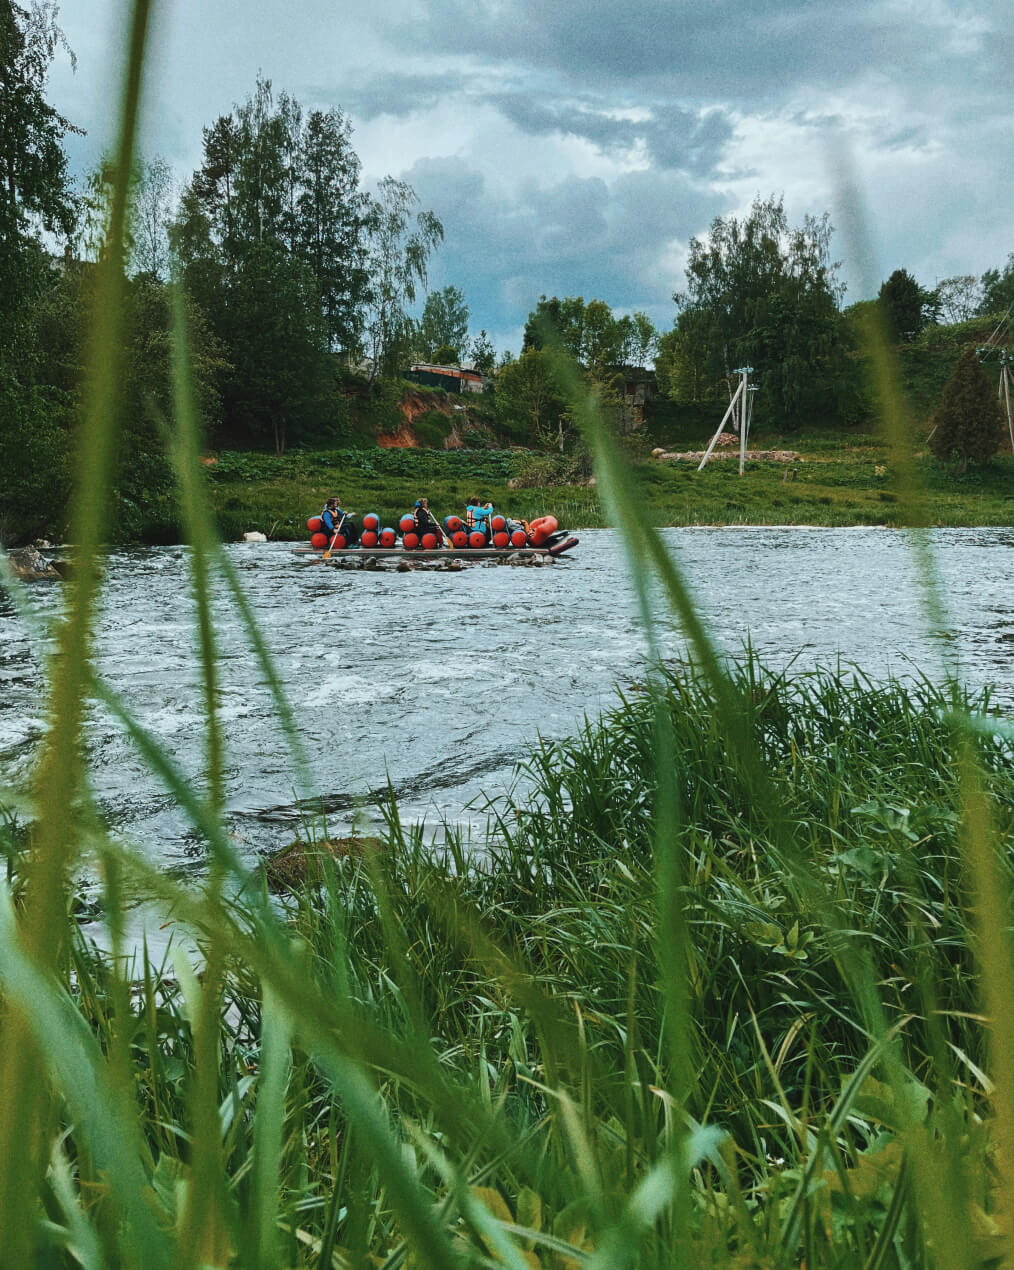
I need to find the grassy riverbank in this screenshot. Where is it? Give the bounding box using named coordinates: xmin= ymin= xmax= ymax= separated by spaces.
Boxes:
xmin=4 ymin=660 xmax=1014 ymax=1265
xmin=192 ymin=430 xmax=1014 ymax=544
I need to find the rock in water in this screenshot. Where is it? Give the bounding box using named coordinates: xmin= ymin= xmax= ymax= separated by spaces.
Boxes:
xmin=242 ymin=531 xmax=268 ymax=542
xmin=7 ymin=546 xmax=59 ymax=580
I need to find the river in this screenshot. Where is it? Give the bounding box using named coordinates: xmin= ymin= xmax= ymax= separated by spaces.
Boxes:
xmin=2 ymin=526 xmax=1013 ymax=871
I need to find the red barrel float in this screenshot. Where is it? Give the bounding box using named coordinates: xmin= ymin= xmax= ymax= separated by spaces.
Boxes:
xmin=510 ymin=529 xmax=527 ymax=547
xmin=444 ymin=515 xmax=463 ymax=533
xmin=362 ymin=512 xmax=380 ymax=532
xmin=469 ymin=531 xmax=486 ymax=548
xmin=421 ymin=532 xmax=438 ymax=550
xmin=451 ymin=530 xmax=468 ymax=548
xmin=490 ymin=514 xmax=507 ymax=532
xmin=380 ymin=528 xmax=396 ymax=547
xmin=399 ymin=514 xmax=415 ymax=534
xmin=402 ymin=532 xmax=419 ymax=549
xmin=360 ymin=531 xmax=379 ymax=547
xmin=493 ymin=531 xmax=509 ymax=548
xmin=330 ymin=534 xmax=347 ymax=550
xmin=310 ymin=532 xmax=328 ymax=548
xmin=307 ymin=516 xmax=323 ymax=533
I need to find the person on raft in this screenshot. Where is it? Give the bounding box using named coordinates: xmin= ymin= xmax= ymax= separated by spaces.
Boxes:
xmin=413 ymin=498 xmax=446 ymax=543
xmin=466 ymin=497 xmax=493 ymax=529
xmin=322 ymin=497 xmax=359 ymax=545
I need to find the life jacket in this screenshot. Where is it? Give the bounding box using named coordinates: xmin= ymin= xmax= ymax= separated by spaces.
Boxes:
xmin=322 ymin=506 xmax=348 ymax=538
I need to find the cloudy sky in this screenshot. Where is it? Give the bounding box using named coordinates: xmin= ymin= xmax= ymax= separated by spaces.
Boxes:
xmin=50 ymin=0 xmax=1012 ymax=355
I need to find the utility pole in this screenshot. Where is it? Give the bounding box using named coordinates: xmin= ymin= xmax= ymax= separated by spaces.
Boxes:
xmin=999 ymin=350 xmax=1014 ymax=453
xmin=699 ymin=366 xmax=755 ymax=473
xmin=976 ymin=344 xmax=1014 ymax=453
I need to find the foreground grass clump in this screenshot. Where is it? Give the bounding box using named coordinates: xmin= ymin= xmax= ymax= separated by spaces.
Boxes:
xmin=5 ymin=662 xmax=1013 ymax=1266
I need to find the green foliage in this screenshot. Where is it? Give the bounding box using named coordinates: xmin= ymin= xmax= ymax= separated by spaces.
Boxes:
xmin=0 ymin=378 xmax=72 ymax=540
xmin=979 ymin=252 xmax=1014 ymax=316
xmin=469 ymin=328 xmax=496 ymax=374
xmin=523 ymin=294 xmax=657 ymax=372
xmin=670 ymin=195 xmax=854 ymax=429
xmin=935 ymin=273 xmax=982 ymax=324
xmin=495 ymin=347 xmax=570 ymax=448
xmin=429 ymin=342 xmax=459 ymax=365
xmin=412 ymin=408 xmax=454 ymax=448
xmin=0 ymin=0 xmax=79 ymax=245
xmin=363 ymin=176 xmax=444 ymax=379
xmin=877 ymin=267 xmax=938 ymax=341
xmin=417 ymin=284 xmax=469 ymax=360
xmin=928 ymin=347 xmax=1006 ymax=473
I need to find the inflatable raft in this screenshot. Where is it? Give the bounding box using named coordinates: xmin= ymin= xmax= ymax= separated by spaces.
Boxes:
xmin=297 ymin=512 xmax=578 ymax=562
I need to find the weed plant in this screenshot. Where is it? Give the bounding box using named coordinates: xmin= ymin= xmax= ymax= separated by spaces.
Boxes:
xmin=2 ymin=4 xmax=1014 ymax=1266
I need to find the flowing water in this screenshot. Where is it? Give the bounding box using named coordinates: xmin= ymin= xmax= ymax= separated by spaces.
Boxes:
xmin=2 ymin=527 xmax=1014 ymax=872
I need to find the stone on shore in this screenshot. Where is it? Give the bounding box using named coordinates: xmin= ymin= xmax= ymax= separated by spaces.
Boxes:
xmin=263 ymin=835 xmax=381 ymax=890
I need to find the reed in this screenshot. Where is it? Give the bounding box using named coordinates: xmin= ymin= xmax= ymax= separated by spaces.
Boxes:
xmin=0 ymin=3 xmax=1012 ymax=1266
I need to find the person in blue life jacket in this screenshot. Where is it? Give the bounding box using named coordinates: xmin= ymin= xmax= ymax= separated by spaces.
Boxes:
xmin=322 ymin=497 xmax=359 ymax=546
xmin=466 ymin=497 xmax=493 ymax=532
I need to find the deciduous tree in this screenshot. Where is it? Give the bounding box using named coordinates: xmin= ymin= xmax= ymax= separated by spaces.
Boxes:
xmin=417 ymin=284 xmax=469 ymax=360
xmin=363 ymin=176 xmax=443 ymax=381
xmin=670 ymin=196 xmax=853 ymax=428
xmin=979 ymin=254 xmax=1014 ymax=317
xmin=494 ymin=347 xmax=568 ymax=448
xmin=935 ymin=275 xmax=982 ymax=325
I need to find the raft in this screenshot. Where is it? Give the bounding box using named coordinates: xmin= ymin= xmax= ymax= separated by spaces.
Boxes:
xmin=300 ymin=511 xmax=577 ymax=564
xmin=291 ymin=541 xmax=578 ymax=562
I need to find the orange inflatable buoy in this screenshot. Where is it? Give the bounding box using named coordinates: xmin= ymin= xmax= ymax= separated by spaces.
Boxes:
xmin=528 ymin=515 xmax=559 ymax=546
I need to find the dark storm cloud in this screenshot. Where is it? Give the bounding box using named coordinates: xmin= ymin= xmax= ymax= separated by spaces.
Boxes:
xmin=402 ymin=156 xmax=725 ymax=343
xmin=341 ymin=69 xmax=471 ymax=119
xmin=386 ymin=0 xmax=932 ymax=99
xmin=485 ymin=93 xmax=735 ymax=175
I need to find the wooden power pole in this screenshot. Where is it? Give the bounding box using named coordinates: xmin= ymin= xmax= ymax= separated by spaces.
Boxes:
xmin=698 ymin=366 xmax=755 ymax=473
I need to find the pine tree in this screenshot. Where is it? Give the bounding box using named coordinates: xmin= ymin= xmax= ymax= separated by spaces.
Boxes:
xmin=928 ymin=348 xmax=1005 ymax=474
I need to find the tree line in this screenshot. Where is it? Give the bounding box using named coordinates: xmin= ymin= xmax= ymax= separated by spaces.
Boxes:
xmin=2 ymin=2 xmax=1010 ymax=543
xmin=654 ymin=194 xmax=1014 ymax=444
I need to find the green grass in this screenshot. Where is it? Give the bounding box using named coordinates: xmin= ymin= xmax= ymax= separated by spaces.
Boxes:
xmin=185 ymin=434 xmax=1013 ymax=543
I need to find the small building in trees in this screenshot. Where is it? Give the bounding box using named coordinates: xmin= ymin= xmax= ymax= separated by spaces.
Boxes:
xmin=406 ymin=362 xmax=484 ymax=394
xmin=617 ymin=366 xmax=658 ymax=426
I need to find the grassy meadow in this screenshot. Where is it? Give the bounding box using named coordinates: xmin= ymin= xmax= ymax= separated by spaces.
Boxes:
xmin=189 ymin=429 xmax=1014 ymax=545
xmin=3 ymin=3 xmax=1014 ymax=1266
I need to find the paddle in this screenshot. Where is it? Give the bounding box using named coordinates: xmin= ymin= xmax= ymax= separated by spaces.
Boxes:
xmin=323 ymin=509 xmax=350 ymax=558
xmin=435 ymin=514 xmax=453 ymax=550
xmin=420 ymin=505 xmax=452 ymax=549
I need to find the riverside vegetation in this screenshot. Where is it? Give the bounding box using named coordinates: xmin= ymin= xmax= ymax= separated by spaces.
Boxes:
xmin=3 ymin=5 xmax=1014 ymax=547
xmin=198 ymin=424 xmax=1014 ymax=546
xmin=4 ymin=3 xmax=1014 ymax=1267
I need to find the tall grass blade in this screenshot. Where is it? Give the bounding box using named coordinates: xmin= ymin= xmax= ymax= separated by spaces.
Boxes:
xmin=0 ymin=2 xmax=153 ymax=1259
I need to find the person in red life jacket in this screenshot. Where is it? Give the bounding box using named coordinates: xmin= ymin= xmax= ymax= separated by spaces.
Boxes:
xmin=413 ymin=498 xmax=446 ymax=545
xmin=322 ymin=497 xmax=359 ymax=546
